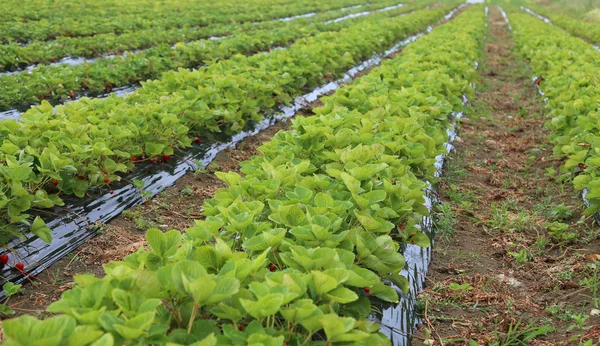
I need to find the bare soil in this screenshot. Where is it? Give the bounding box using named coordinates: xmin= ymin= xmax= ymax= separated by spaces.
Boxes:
xmin=415 ymin=7 xmax=600 ymax=346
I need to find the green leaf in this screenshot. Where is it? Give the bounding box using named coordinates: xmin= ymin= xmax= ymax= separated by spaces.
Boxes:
xmin=31 ymin=216 xmax=52 ymax=243
xmin=327 ymin=287 xmax=358 ymax=304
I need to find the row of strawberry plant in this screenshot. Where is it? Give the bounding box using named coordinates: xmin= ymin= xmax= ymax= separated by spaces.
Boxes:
xmin=0 ymin=2 xmax=428 ymax=112
xmin=0 ymin=0 xmax=375 ymax=44
xmin=517 ymin=3 xmax=600 ymax=46
xmin=506 ymin=8 xmax=600 ymax=216
xmin=0 ymin=4 xmax=460 ymax=246
xmin=1 ymin=6 xmax=485 ymax=345
xmin=0 ymin=0 xmax=408 ymax=72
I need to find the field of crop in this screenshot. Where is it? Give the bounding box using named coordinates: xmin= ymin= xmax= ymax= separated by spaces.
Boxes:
xmin=0 ymin=0 xmax=599 ymax=345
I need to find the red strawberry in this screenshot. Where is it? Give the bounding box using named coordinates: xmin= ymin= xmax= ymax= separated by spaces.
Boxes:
xmin=238 ymin=326 xmax=243 ymax=331
xmin=150 ymin=158 xmax=156 ymax=164
xmin=70 ymin=91 xmax=75 ymax=99
xmin=195 ymin=137 xmax=201 ymax=144
xmin=51 ymin=57 xmax=55 ymax=63
xmin=363 ymin=287 xmax=370 ymax=293
xmin=0 ymin=254 xmax=8 ymax=264
xmin=130 ymin=156 xmax=136 ymax=162
xmin=254 ymin=50 xmax=259 ymax=54
xmin=109 ymin=190 xmax=114 ymax=195
xmin=77 ymin=175 xmax=85 ymax=180
xmin=163 ymin=155 xmax=170 ymax=161
xmin=53 ymin=179 xmax=59 ymax=186
xmin=269 ymin=264 xmax=276 ymax=272
xmin=104 ymin=177 xmax=109 ymax=183
xmin=15 ymin=262 xmax=24 ymax=271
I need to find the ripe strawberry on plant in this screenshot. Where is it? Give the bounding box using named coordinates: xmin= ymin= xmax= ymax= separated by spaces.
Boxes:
xmin=53 ymin=179 xmax=59 ymax=186
xmin=195 ymin=137 xmax=201 ymax=144
xmin=0 ymin=254 xmax=8 ymax=264
xmin=15 ymin=262 xmax=24 ymax=271
xmin=104 ymin=177 xmax=109 ymax=183
xmin=163 ymin=155 xmax=170 ymax=161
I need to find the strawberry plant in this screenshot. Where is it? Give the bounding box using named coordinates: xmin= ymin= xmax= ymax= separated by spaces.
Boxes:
xmin=0 ymin=0 xmax=375 ymax=44
xmin=0 ymin=1 xmax=433 ymax=111
xmin=0 ymin=3 xmax=460 ymax=246
xmin=0 ymin=0 xmax=420 ymax=72
xmin=2 ymin=6 xmax=486 ymax=344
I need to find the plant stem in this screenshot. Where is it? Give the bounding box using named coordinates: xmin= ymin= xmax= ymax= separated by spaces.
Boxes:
xmin=188 ymin=304 xmax=199 ymax=333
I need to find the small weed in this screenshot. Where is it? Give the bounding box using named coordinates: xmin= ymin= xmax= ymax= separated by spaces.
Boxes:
xmin=449 ymin=283 xmax=473 ymax=291
xmin=550 ymin=203 xmax=573 ymax=221
xmin=544 ymin=167 xmax=557 ymax=178
xmin=546 ymin=305 xmax=591 ymax=331
xmin=434 ymin=202 xmax=456 ymax=237
xmin=534 ymin=236 xmax=547 ymax=255
xmin=580 ymin=261 xmax=600 ymax=308
xmin=544 ymin=221 xmax=576 ymax=242
xmin=181 ymin=185 xmax=193 ymax=196
xmin=557 ymin=269 xmax=574 ymax=282
xmin=508 ymin=248 xmax=530 ymax=265
xmin=490 ymin=316 xmax=553 ymax=346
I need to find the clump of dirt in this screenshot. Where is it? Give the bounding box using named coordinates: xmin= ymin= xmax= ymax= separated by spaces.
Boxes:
xmin=415 ymin=6 xmax=600 ymax=346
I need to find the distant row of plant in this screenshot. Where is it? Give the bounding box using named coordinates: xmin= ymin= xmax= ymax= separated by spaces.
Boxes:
xmin=519 ymin=3 xmax=600 ymax=46
xmin=1 ymin=6 xmax=485 ymax=345
xmin=507 ymin=8 xmax=600 ymax=215
xmin=0 ymin=0 xmax=375 ymax=44
xmin=0 ymin=0 xmax=408 ymax=70
xmin=0 ymin=1 xmax=430 ymax=112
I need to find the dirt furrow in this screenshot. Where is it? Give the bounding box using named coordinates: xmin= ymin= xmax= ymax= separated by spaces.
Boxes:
xmin=415 ymin=6 xmax=600 ymax=346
